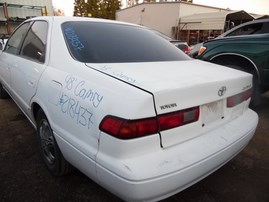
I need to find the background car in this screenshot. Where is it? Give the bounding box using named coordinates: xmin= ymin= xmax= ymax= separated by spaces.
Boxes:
xmin=0 ymin=16 xmax=258 ymax=201
xmin=149 ymin=28 xmax=191 ymax=54
xmin=0 ymin=34 xmax=9 ymax=51
xmin=189 ymin=18 xmax=269 ymax=58
xmin=170 ymin=39 xmax=191 ymax=54
xmin=197 ymin=18 xmax=269 ymax=106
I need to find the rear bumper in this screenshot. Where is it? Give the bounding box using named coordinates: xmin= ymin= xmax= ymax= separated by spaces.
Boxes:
xmin=96 ymin=109 xmax=258 ymax=202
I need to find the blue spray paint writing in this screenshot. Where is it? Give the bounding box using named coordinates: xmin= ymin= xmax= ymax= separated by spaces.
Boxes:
xmin=112 ymin=71 xmax=136 ymax=84
xmin=64 ymin=74 xmax=103 ymax=108
xmin=74 ymin=80 xmax=103 ymax=108
xmin=98 ymin=66 xmax=136 ymax=84
xmin=99 ymin=65 xmax=112 ymax=71
xmin=64 ymin=26 xmax=84 ymax=51
xmin=65 ymin=74 xmax=77 ymax=90
xmin=59 ymin=94 xmax=93 ymax=129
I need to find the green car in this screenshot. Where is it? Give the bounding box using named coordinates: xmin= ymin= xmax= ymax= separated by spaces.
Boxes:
xmin=197 ymin=19 xmax=269 ymax=106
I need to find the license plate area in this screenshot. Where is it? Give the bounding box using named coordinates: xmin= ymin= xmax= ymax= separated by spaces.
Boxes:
xmin=201 ymin=100 xmax=224 ymax=126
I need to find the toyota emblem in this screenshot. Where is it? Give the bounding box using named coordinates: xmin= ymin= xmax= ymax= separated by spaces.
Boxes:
xmin=218 ymin=86 xmax=226 ymax=96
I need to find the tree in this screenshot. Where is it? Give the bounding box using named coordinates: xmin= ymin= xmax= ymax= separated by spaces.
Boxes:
xmin=73 ymin=0 xmax=87 ymax=17
xmin=73 ymin=0 xmax=121 ymax=20
xmin=100 ymin=0 xmax=121 ymax=20
xmin=85 ymin=0 xmax=100 ymax=17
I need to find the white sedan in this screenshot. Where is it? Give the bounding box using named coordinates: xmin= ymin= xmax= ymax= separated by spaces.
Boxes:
xmin=0 ymin=16 xmax=258 ymax=201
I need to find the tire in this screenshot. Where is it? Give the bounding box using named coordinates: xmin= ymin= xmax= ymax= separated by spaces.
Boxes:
xmin=226 ymin=65 xmax=261 ymax=107
xmin=0 ymin=82 xmax=9 ymax=99
xmin=37 ymin=109 xmax=73 ymax=176
xmin=250 ymin=75 xmax=261 ymax=107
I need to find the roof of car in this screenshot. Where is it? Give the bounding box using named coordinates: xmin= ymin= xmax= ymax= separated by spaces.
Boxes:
xmin=26 ymin=16 xmax=139 ymax=27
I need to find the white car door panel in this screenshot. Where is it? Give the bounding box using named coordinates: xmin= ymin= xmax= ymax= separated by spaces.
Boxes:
xmin=10 ymin=56 xmax=46 ymax=115
xmin=0 ymin=52 xmax=11 ymax=91
xmin=3 ymin=20 xmax=48 ymax=116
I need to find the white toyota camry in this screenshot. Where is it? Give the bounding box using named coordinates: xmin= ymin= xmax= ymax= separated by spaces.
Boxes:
xmin=0 ymin=16 xmax=258 ymax=201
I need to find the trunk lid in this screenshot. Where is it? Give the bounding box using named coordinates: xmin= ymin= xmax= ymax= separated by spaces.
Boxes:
xmin=86 ymin=60 xmax=252 ymax=147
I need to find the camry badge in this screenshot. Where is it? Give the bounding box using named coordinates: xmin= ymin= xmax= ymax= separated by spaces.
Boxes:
xmin=218 ymin=86 xmax=226 ymax=96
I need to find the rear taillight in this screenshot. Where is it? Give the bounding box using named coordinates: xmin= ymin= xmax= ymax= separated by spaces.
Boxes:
xmin=99 ymin=107 xmax=199 ymax=139
xmin=184 ymin=46 xmax=191 ymax=54
xmin=99 ymin=116 xmax=159 ymax=139
xmin=227 ymin=89 xmax=252 ymax=108
xmin=158 ymin=107 xmax=199 ymax=131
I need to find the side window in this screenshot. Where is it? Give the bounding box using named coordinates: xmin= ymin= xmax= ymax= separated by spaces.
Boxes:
xmin=5 ymin=22 xmax=30 ymax=55
xmin=259 ymin=22 xmax=269 ymax=34
xmin=227 ymin=23 xmax=263 ymax=37
xmin=21 ymin=21 xmax=48 ymax=63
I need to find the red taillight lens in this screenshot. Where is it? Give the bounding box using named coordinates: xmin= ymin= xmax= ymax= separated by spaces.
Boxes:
xmin=158 ymin=107 xmax=199 ymax=131
xmin=99 ymin=116 xmax=158 ymax=139
xmin=227 ymin=89 xmax=252 ymax=108
xmin=184 ymin=46 xmax=191 ymax=54
xmin=99 ymin=107 xmax=199 ymax=139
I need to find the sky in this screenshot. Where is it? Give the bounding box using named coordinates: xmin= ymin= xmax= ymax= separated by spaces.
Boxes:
xmin=52 ymin=0 xmax=269 ymax=16
xmin=194 ymin=0 xmax=269 ymax=15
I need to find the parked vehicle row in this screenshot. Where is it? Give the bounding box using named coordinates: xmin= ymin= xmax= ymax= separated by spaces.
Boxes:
xmin=149 ymin=28 xmax=191 ymax=54
xmin=196 ymin=18 xmax=269 ymax=106
xmin=0 ymin=16 xmax=258 ymax=201
xmin=189 ymin=18 xmax=269 ymax=58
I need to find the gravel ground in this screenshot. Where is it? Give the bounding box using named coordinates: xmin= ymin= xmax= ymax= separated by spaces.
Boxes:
xmin=0 ymin=93 xmax=269 ymax=202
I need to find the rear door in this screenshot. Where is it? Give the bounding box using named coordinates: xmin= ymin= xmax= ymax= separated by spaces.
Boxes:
xmin=4 ymin=20 xmax=48 ymax=116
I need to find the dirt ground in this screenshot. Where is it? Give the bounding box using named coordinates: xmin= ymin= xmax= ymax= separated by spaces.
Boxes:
xmin=0 ymin=93 xmax=269 ymax=202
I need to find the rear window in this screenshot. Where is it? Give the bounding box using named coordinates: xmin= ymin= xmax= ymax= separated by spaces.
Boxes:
xmin=62 ymin=21 xmax=189 ymax=63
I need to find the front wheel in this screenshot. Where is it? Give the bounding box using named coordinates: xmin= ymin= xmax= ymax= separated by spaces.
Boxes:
xmin=37 ymin=109 xmax=73 ymax=176
xmin=0 ymin=82 xmax=9 ymax=99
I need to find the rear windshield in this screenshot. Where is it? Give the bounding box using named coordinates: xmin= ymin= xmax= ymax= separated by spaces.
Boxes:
xmin=62 ymin=21 xmax=189 ymax=63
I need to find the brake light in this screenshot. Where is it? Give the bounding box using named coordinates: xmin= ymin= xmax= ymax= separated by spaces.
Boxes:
xmin=99 ymin=116 xmax=159 ymax=139
xmin=227 ymin=89 xmax=252 ymax=108
xmin=184 ymin=45 xmax=191 ymax=54
xmin=158 ymin=107 xmax=199 ymax=131
xmin=99 ymin=107 xmax=199 ymax=139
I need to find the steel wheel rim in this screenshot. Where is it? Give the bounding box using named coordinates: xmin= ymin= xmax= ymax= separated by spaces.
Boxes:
xmin=39 ymin=119 xmax=56 ymax=165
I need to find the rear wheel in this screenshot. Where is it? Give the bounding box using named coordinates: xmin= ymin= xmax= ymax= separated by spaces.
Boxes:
xmin=225 ymin=65 xmax=261 ymax=107
xmin=37 ymin=109 xmax=73 ymax=176
xmin=250 ymin=74 xmax=261 ymax=107
xmin=211 ymin=56 xmax=261 ymax=107
xmin=0 ymin=82 xmax=9 ymax=99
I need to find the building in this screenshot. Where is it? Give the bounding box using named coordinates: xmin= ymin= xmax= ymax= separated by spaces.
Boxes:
xmin=116 ymin=1 xmax=255 ymax=45
xmin=0 ymin=0 xmax=54 ymax=35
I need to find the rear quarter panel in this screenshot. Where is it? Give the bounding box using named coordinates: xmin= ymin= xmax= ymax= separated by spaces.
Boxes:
xmin=32 ymin=18 xmax=159 ymax=179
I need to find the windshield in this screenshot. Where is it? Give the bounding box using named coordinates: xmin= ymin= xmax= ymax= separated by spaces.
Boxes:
xmin=62 ymin=21 xmax=189 ymax=63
